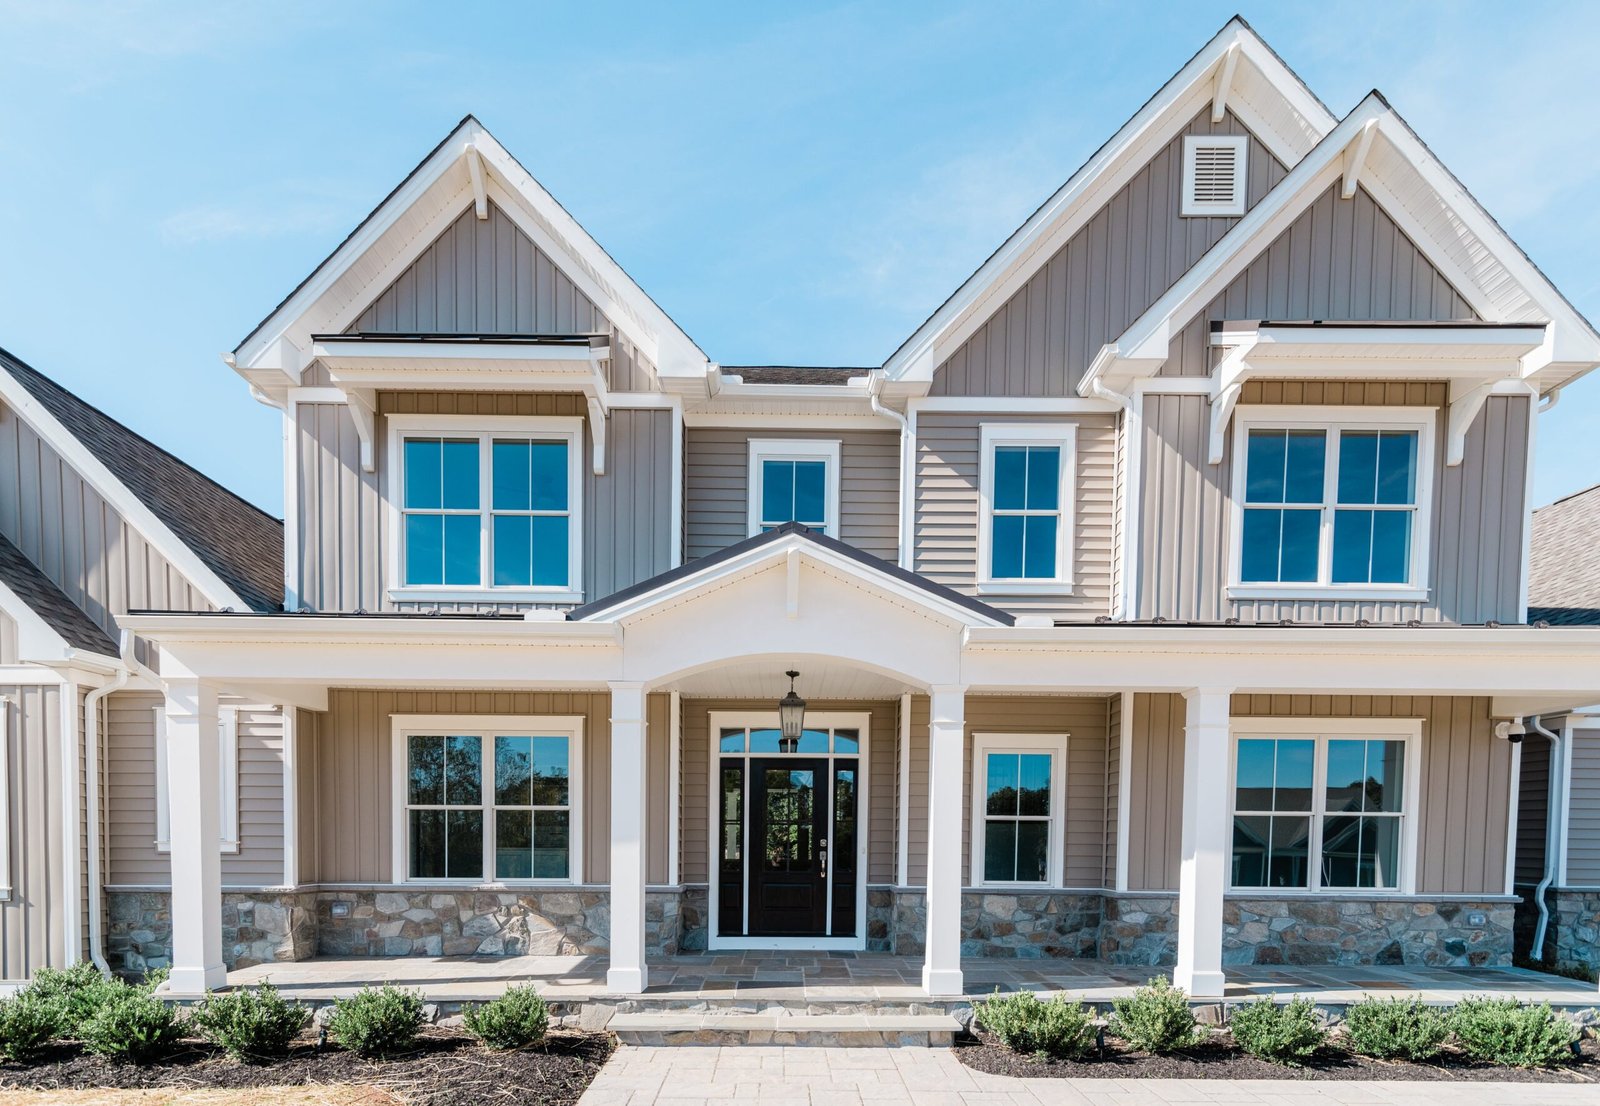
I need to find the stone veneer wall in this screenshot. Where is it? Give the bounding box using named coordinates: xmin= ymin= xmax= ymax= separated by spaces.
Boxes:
xmin=1550 ymin=890 xmax=1600 ymax=973
xmin=107 ymin=891 xmax=318 ymax=974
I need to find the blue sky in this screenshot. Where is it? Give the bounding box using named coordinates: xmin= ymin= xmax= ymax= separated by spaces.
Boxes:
xmin=2 ymin=1 xmax=1597 ymax=516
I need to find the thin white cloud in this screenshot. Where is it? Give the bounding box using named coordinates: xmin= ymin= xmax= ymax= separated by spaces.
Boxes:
xmin=158 ymin=201 xmax=349 ymax=244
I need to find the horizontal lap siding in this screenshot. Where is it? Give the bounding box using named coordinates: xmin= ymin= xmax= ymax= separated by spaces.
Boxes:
xmin=295 ymin=393 xmax=672 ymax=612
xmin=683 ymin=429 xmax=899 ymax=562
xmin=1567 ymin=728 xmax=1600 ymax=886
xmin=933 ymin=109 xmax=1286 ymax=396
xmin=915 ymin=413 xmax=1114 ymax=620
xmin=345 ymin=202 xmax=655 ymax=392
xmin=1137 ymin=388 xmax=1528 ymax=625
xmin=0 ymin=686 xmax=66 ymax=978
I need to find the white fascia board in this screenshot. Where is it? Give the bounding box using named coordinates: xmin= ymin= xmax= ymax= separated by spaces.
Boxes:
xmin=116 ymin=612 xmax=618 ymax=646
xmin=0 ymin=371 xmax=251 ymax=612
xmin=1208 ymin=324 xmax=1548 ymax=383
xmin=883 ymin=19 xmax=1336 ymax=384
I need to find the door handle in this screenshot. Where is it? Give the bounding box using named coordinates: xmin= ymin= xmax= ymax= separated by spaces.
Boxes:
xmin=820 ymin=837 xmax=828 ymax=878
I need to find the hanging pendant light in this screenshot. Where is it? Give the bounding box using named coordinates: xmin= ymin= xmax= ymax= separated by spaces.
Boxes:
xmin=778 ymin=669 xmax=806 ymax=753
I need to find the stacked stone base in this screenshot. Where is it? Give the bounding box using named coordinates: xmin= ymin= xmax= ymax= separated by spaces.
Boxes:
xmin=1550 ymin=889 xmax=1600 ymax=974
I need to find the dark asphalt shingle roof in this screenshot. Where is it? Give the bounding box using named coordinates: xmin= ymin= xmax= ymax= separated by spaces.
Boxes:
xmin=0 ymin=347 xmax=284 ymax=613
xmin=1528 ymin=483 xmax=1600 ymax=626
xmin=0 ymin=534 xmax=119 ymax=655
xmin=723 ymin=366 xmax=868 ymax=386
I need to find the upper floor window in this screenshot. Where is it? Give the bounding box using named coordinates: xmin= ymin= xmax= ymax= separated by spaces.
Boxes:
xmin=748 ymin=439 xmax=840 ymax=537
xmin=979 ymin=424 xmax=1075 ymax=594
xmin=1231 ymin=408 xmax=1433 ymax=600
xmin=386 ymin=416 xmax=583 ymax=601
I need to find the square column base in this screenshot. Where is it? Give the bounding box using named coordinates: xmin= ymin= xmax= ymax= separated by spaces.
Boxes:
xmin=166 ymin=963 xmax=227 ymax=997
xmin=1172 ymin=967 xmax=1226 ymax=1000
xmin=921 ymin=966 xmax=964 ymax=998
xmin=606 ymin=967 xmax=649 ymax=994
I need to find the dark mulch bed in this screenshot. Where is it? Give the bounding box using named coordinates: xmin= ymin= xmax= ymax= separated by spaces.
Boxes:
xmin=957 ymin=1026 xmax=1600 ymax=1083
xmin=0 ymin=1027 xmax=613 ymax=1106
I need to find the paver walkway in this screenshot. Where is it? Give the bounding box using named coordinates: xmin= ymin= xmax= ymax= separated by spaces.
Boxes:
xmin=577 ymin=1044 xmax=1600 ymax=1105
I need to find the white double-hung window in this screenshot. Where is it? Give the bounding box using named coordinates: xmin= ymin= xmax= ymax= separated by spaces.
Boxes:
xmin=392 ymin=715 xmax=583 ymax=884
xmin=979 ymin=424 xmax=1075 ymax=593
xmin=387 ymin=415 xmax=583 ymax=601
xmin=969 ymin=733 xmax=1067 ymax=887
xmin=1229 ymin=718 xmax=1420 ymax=893
xmin=1231 ymin=408 xmax=1433 ymax=599
xmin=748 ymin=439 xmax=840 ymax=537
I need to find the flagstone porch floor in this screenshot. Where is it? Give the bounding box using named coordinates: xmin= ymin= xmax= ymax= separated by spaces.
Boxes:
xmin=227 ymin=951 xmax=1600 ymax=1010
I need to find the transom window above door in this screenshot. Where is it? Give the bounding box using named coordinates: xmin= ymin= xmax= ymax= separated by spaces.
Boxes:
xmin=386 ymin=415 xmax=583 ymax=602
xmin=979 ymin=424 xmax=1076 ymax=594
xmin=1231 ymin=408 xmax=1433 ymax=600
xmin=748 ymin=439 xmax=840 ymax=536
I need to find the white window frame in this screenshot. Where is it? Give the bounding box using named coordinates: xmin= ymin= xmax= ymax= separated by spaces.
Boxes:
xmin=978 ymin=423 xmax=1076 ymax=595
xmin=1228 ymin=406 xmax=1436 ymax=602
xmin=969 ymin=732 xmax=1068 ymax=888
xmin=154 ymin=704 xmax=239 ymax=854
xmin=389 ymin=714 xmax=585 ymax=887
xmin=1228 ymin=717 xmax=1423 ymax=895
xmin=384 ymin=414 xmax=585 ymax=604
xmin=1181 ymin=134 xmax=1248 ymax=217
xmin=746 ymin=439 xmax=842 ymax=538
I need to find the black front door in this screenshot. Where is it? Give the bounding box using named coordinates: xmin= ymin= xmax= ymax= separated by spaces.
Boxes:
xmin=747 ymin=758 xmax=829 ymax=936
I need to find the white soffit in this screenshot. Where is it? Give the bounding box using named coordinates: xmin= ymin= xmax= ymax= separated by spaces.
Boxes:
xmin=881 ymin=17 xmax=1337 ymax=384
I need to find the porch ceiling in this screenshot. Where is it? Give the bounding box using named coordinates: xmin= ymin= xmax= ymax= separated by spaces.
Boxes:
xmin=662 ymin=658 xmax=914 ymax=700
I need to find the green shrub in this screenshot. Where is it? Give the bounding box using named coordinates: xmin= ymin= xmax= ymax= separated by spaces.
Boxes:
xmin=1109 ymin=978 xmax=1204 ymax=1054
xmin=190 ymin=982 xmax=310 ymax=1061
xmin=22 ymin=962 xmax=117 ymax=1038
xmin=0 ymin=992 xmax=58 ymax=1063
xmin=1227 ymin=997 xmax=1325 ymax=1065
xmin=79 ymin=983 xmax=182 ymax=1064
xmin=325 ymin=986 xmax=424 ymax=1058
xmin=463 ymin=985 xmax=550 ymax=1051
xmin=1449 ymin=997 xmax=1576 ymax=1068
xmin=1343 ymin=996 xmax=1451 ymax=1061
xmin=974 ymin=991 xmax=1096 ymax=1059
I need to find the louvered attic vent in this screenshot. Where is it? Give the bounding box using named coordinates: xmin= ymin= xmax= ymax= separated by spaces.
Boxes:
xmin=1181 ymin=135 xmax=1248 ymax=217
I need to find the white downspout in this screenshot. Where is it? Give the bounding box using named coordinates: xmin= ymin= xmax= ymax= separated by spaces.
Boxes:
xmin=83 ymin=637 xmax=131 ymax=977
xmin=869 ymin=383 xmax=910 ymax=567
xmin=1527 ymin=715 xmax=1563 ymax=962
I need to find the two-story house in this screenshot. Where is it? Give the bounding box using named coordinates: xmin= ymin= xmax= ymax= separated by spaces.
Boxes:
xmin=5 ymin=17 xmax=1600 ymax=1003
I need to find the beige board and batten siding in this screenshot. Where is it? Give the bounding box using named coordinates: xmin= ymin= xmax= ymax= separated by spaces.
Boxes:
xmin=293 ymin=393 xmax=673 ymax=612
xmin=683 ymin=429 xmax=898 ymax=562
xmin=914 ymin=413 xmax=1115 ymax=620
xmin=322 ymin=201 xmax=655 ymax=393
xmin=1137 ymin=385 xmax=1528 ymax=624
xmin=1104 ymin=693 xmax=1122 ymax=887
xmin=0 ymin=404 xmax=213 ymax=638
xmin=1513 ymin=729 xmax=1550 ymax=888
xmin=932 ymin=109 xmax=1287 ymax=398
xmin=903 ymin=695 xmax=1113 ymax=889
xmin=1124 ymin=693 xmax=1515 ymax=896
xmin=103 ymin=691 xmax=285 ymax=888
xmin=678 ymin=699 xmax=898 ymax=889
xmin=0 ymin=686 xmax=68 ymax=978
xmin=1565 ymin=727 xmax=1600 ymax=886
xmin=302 ymin=690 xmax=672 ymax=887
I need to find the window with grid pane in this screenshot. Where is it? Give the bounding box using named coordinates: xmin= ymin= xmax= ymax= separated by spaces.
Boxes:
xmin=760 ymin=459 xmax=827 ymax=530
xmin=981 ymin=751 xmax=1053 ymax=883
xmin=406 ymin=734 xmax=484 ymax=880
xmin=981 ymin=424 xmax=1074 ymax=590
xmin=402 ymin=438 xmax=481 ymax=586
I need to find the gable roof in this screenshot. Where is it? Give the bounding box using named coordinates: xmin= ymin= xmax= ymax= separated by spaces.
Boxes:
xmin=232 ymin=115 xmax=707 ymax=393
xmin=0 ymin=534 xmax=119 ymax=657
xmin=1529 ymin=483 xmax=1600 ymax=626
xmin=0 ymin=346 xmax=284 ymax=613
xmin=881 ymin=16 xmax=1337 ymax=385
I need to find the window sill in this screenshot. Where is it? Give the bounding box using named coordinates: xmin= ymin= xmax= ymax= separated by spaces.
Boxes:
xmin=1226 ymin=584 xmax=1430 ymax=603
xmin=397 ymin=878 xmax=579 ymax=889
xmin=1228 ymin=887 xmax=1409 ymax=897
xmin=386 ymin=587 xmax=583 ymax=605
xmin=976 ymin=580 xmax=1075 ymax=597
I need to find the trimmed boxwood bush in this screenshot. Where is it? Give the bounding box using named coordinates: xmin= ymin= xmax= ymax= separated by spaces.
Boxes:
xmin=1109 ymin=977 xmax=1204 ymax=1054
xmin=191 ymin=982 xmax=310 ymax=1061
xmin=1449 ymin=997 xmax=1577 ymax=1069
xmin=325 ymin=986 xmax=425 ymax=1058
xmin=79 ymin=982 xmax=182 ymax=1064
xmin=22 ymin=962 xmax=117 ymax=1038
xmin=1227 ymin=997 xmax=1325 ymax=1065
xmin=974 ymin=991 xmax=1096 ymax=1059
xmin=463 ymin=985 xmax=550 ymax=1051
xmin=0 ymin=992 xmax=58 ymax=1063
xmin=1343 ymin=996 xmax=1450 ymax=1061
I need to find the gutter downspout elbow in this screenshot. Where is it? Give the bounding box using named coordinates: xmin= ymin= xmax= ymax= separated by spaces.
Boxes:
xmin=1539 ymin=386 xmax=1563 ymax=414
xmin=1088 ymin=377 xmax=1135 ymax=415
xmin=83 ymin=632 xmax=135 ymax=978
xmin=1527 ymin=714 xmax=1563 ymax=963
xmin=869 ymin=381 xmax=911 ymax=567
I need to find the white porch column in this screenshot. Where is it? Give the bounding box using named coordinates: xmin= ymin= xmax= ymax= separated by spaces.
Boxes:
xmin=922 ymin=684 xmax=965 ymax=997
xmin=607 ymin=682 xmax=648 ymax=994
xmin=1173 ymin=686 xmax=1233 ymax=1000
xmin=165 ymin=677 xmax=225 ymax=995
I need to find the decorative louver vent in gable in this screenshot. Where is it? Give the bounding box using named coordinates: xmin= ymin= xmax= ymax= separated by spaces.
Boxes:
xmin=1181 ymin=135 xmax=1248 ymax=216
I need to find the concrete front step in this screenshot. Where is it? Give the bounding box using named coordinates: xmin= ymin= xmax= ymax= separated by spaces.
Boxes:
xmin=608 ymin=1011 xmax=962 ymax=1047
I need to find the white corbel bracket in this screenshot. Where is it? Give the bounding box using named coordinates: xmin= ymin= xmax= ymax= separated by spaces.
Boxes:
xmin=346 ymin=388 xmax=378 ymax=473
xmin=1211 ymin=42 xmax=1240 ymax=123
xmin=585 ymin=394 xmax=607 ymax=476
xmin=1341 ymin=119 xmax=1378 ymax=200
xmin=1206 ymin=337 xmax=1256 ymax=464
xmin=1445 ymin=380 xmax=1493 ymax=467
xmin=465 ymin=143 xmax=489 ymax=220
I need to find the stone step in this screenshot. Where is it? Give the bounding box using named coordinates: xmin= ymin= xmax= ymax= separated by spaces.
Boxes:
xmin=607 ymin=1011 xmax=962 ymax=1047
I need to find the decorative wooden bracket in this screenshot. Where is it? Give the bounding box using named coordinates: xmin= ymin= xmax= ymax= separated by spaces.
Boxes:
xmin=1446 ymin=380 xmax=1493 ymax=466
xmin=1207 ymin=338 xmax=1255 ymax=464
xmin=585 ymin=394 xmax=607 ymax=476
xmin=465 ymin=144 xmax=489 ymax=220
xmin=346 ymin=388 xmax=378 ymax=473
xmin=1341 ymin=119 xmax=1377 ymax=200
xmin=1212 ymin=42 xmax=1240 ymax=123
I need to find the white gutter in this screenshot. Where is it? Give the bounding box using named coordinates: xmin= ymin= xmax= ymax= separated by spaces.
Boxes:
xmin=1527 ymin=714 xmax=1564 ymax=962
xmin=869 ymin=380 xmax=910 ymax=566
